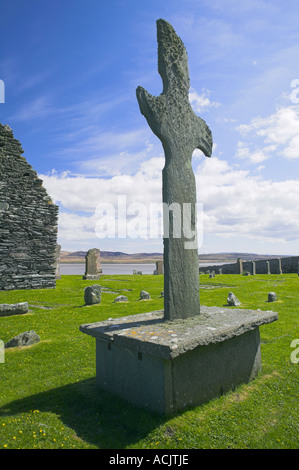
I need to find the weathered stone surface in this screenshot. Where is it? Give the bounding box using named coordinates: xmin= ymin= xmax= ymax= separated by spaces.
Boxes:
xmin=0 ymin=123 xmax=58 ymax=291
xmin=268 ymin=292 xmax=277 ymax=302
xmin=54 ymin=243 xmax=61 ymax=280
xmin=83 ymin=274 xmax=101 ymax=280
xmin=203 ymin=255 xmax=299 ymax=275
xmin=227 ymin=292 xmax=241 ymax=307
xmin=83 ymin=248 xmax=101 ymax=280
xmin=113 ymin=295 xmax=128 ymax=303
xmin=80 ymin=307 xmax=278 ymax=361
xmin=136 ymin=19 xmax=212 ymax=321
xmin=5 ymin=330 xmax=40 ymax=349
xmin=156 ymin=260 xmax=163 ymax=274
xmin=0 ymin=302 xmax=28 ymax=317
xmin=84 ymin=285 xmax=102 ymax=305
xmin=139 ymin=290 xmax=151 ymax=300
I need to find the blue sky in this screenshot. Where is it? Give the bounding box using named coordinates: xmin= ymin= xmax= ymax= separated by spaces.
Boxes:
xmin=1 ymin=0 xmax=299 ymax=255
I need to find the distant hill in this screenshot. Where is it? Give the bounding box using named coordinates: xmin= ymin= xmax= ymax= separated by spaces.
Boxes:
xmin=60 ymin=250 xmax=288 ymax=264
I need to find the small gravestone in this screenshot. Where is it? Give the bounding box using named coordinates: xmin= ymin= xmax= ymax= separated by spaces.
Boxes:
xmin=113 ymin=295 xmax=128 ymax=303
xmin=5 ymin=330 xmax=40 ymax=349
xmin=84 ymin=285 xmax=102 ymax=305
xmin=266 ymin=261 xmax=271 ymax=275
xmin=156 ymin=260 xmax=163 ymax=274
xmin=139 ymin=290 xmax=150 ymax=300
xmin=227 ymin=292 xmax=241 ymax=307
xmin=238 ymin=258 xmax=243 ymax=275
xmin=209 ymin=271 xmax=215 ymax=278
xmin=268 ymin=292 xmax=277 ymax=302
xmin=160 ymin=291 xmax=164 ymax=298
xmin=218 ymin=268 xmax=223 ymax=275
xmin=54 ymin=243 xmax=61 ymax=280
xmin=0 ymin=302 xmax=28 ymax=317
xmin=83 ymin=248 xmax=102 ymax=280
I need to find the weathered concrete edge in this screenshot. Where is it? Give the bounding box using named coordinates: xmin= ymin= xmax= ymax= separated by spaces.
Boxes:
xmin=80 ymin=307 xmax=278 ymax=360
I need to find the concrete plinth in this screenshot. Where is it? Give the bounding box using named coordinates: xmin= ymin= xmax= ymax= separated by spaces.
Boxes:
xmin=80 ymin=307 xmax=278 ymax=415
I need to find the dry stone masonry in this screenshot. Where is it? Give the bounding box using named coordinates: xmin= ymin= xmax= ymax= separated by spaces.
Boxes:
xmin=0 ymin=124 xmax=59 ymax=291
xmin=202 ymin=255 xmax=299 ymax=275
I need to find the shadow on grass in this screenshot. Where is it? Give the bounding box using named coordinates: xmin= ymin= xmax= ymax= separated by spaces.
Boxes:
xmin=0 ymin=378 xmax=165 ymax=449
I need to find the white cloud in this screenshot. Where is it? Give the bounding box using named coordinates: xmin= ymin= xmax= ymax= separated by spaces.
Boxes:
xmin=40 ymin=155 xmax=299 ymax=251
xmin=189 ymin=88 xmax=220 ymax=113
xmin=196 ymin=157 xmax=299 ymax=243
xmin=236 ymin=105 xmax=299 ymax=162
xmin=235 ymin=141 xmax=270 ymax=163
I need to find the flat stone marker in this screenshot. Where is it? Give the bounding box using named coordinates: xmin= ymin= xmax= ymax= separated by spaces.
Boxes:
xmin=113 ymin=295 xmax=128 ymax=303
xmin=5 ymin=330 xmax=40 ymax=349
xmin=0 ymin=302 xmax=28 ymax=317
xmin=139 ymin=290 xmax=151 ymax=300
xmin=83 ymin=248 xmax=102 ymax=280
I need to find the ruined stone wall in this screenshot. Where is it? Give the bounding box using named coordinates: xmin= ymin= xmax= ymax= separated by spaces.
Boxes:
xmin=0 ymin=124 xmax=59 ymax=290
xmin=200 ymin=256 xmax=299 ymax=275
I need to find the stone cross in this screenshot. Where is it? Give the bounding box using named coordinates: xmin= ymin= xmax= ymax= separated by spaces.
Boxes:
xmin=136 ymin=19 xmax=212 ymax=320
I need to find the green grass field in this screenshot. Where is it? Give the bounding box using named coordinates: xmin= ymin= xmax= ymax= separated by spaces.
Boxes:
xmin=0 ymin=273 xmax=298 ymax=449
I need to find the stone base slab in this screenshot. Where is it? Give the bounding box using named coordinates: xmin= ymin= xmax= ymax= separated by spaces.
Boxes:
xmin=82 ymin=274 xmax=101 ymax=280
xmin=80 ymin=307 xmax=278 ymax=415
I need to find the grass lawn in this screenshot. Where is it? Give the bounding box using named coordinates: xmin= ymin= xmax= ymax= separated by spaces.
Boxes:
xmin=0 ymin=273 xmax=298 ymax=449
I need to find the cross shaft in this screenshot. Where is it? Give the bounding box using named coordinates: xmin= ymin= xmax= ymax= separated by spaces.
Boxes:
xmin=136 ymin=19 xmax=213 ymax=320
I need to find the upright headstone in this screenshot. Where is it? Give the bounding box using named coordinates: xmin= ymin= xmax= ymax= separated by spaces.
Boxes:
xmin=237 ymin=258 xmax=243 ymax=275
xmin=83 ymin=248 xmax=102 ymax=280
xmin=156 ymin=260 xmax=163 ymax=274
xmin=252 ymin=261 xmax=256 ymax=275
xmin=54 ymin=244 xmax=61 ymax=280
xmin=278 ymin=258 xmax=282 ymax=275
xmin=266 ymin=261 xmax=271 ymax=275
xmin=268 ymin=292 xmax=277 ymax=302
xmin=136 ymin=19 xmax=212 ymax=320
xmin=84 ymin=285 xmax=102 ymax=305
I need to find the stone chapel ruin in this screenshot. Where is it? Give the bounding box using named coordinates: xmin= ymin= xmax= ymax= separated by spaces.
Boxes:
xmin=0 ymin=123 xmax=59 ymax=290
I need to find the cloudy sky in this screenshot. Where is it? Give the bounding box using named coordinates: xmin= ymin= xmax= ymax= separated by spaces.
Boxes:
xmin=1 ymin=0 xmax=299 ymax=255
